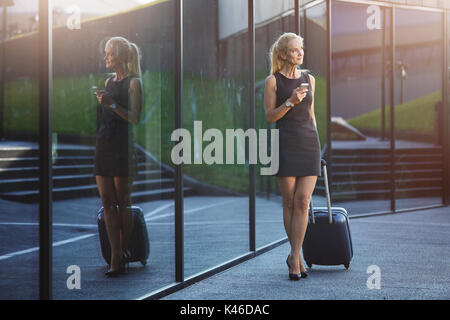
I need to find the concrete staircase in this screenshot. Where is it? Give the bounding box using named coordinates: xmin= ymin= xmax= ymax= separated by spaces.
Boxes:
xmin=315 ymin=147 xmax=444 ymax=202
xmin=0 ymin=143 xmax=195 ymax=203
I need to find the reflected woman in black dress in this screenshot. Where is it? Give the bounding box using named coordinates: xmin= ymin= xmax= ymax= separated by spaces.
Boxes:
xmin=94 ymin=36 xmax=143 ymax=277
xmin=264 ymin=33 xmax=321 ymax=280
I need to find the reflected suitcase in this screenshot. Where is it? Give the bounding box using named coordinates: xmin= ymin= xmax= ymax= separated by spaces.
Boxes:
xmin=97 ymin=205 xmax=150 ymax=266
xmin=303 ymin=159 xmax=353 ymax=269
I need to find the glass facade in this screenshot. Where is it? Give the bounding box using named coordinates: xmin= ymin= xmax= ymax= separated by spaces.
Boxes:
xmin=394 ymin=7 xmax=444 ymax=210
xmin=50 ymin=1 xmax=176 ymax=299
xmin=330 ymin=1 xmax=446 ymax=215
xmin=0 ymin=0 xmax=39 ymax=299
xmin=331 ymin=1 xmax=392 ymax=215
xmin=0 ymin=0 xmax=448 ymax=299
xmin=182 ymin=0 xmax=249 ymax=277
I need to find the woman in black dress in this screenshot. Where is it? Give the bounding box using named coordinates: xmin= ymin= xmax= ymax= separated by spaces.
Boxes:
xmin=264 ymin=33 xmax=321 ymax=281
xmin=94 ymin=36 xmax=143 ymax=277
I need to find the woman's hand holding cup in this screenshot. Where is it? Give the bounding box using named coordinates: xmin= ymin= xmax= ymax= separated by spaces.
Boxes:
xmin=93 ymin=87 xmax=113 ymax=106
xmin=288 ymin=86 xmax=308 ymax=105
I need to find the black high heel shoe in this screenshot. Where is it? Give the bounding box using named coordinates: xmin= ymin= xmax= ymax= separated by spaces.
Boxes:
xmin=286 ymin=255 xmax=301 ymax=281
xmin=105 ymin=268 xmax=121 ymax=277
xmin=299 ymin=259 xmax=308 ymax=278
xmin=122 ymin=249 xmax=131 ymax=264
xmin=105 ymin=253 xmax=128 ymax=277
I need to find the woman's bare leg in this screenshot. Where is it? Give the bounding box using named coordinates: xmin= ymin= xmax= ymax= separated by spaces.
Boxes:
xmin=96 ymin=175 xmax=121 ymax=271
xmin=290 ymin=175 xmax=317 ymax=274
xmin=276 ymin=176 xmax=297 ymax=272
xmin=113 ymin=176 xmax=134 ymax=255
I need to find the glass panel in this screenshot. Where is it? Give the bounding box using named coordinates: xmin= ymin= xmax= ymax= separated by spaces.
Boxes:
xmin=182 ymin=0 xmax=249 ymax=277
xmin=51 ymin=0 xmax=175 ymax=299
xmin=300 ymin=5 xmax=304 ymax=36
xmin=394 ymin=8 xmax=444 ymax=210
xmin=447 ymin=12 xmax=450 ymax=207
xmin=0 ymin=0 xmax=39 ymax=299
xmin=330 ymin=1 xmax=392 ymax=215
xmin=304 ymin=2 xmax=328 ymax=210
xmin=254 ymin=0 xmax=296 ymax=249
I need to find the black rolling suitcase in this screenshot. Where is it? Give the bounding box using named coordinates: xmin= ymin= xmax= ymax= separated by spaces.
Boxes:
xmin=303 ymin=159 xmax=353 ymax=269
xmin=97 ymin=205 xmax=150 ymax=266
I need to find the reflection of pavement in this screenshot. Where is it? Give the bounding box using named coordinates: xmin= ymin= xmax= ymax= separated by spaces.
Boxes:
xmin=163 ymin=206 xmax=450 ymax=300
xmin=0 ymin=195 xmax=299 ymax=300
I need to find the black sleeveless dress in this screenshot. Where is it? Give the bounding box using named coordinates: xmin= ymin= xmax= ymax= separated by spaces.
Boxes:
xmin=94 ymin=74 xmax=138 ymax=177
xmin=274 ymin=71 xmax=321 ymax=177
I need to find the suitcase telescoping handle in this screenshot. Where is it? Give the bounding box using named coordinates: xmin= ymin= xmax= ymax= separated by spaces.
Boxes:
xmin=309 ymin=159 xmax=333 ymax=224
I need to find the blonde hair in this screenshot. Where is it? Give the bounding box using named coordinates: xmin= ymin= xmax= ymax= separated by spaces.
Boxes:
xmin=269 ymin=32 xmax=304 ymax=75
xmin=106 ymin=36 xmax=142 ymax=78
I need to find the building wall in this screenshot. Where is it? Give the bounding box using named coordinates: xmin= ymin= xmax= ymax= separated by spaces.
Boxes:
xmin=301 ymin=0 xmax=450 ymax=9
xmin=3 ymin=0 xmax=215 ymax=80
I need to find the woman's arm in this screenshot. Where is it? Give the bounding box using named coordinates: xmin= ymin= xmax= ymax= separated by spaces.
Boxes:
xmin=124 ymin=77 xmax=143 ymax=125
xmin=309 ymin=74 xmax=317 ymax=129
xmin=264 ymin=75 xmax=291 ymax=124
xmin=99 ymin=77 xmax=143 ymax=125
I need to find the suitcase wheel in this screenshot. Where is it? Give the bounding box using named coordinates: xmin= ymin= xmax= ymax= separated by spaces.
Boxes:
xmin=307 ymin=262 xmax=312 ymax=269
xmin=141 ymin=260 xmax=147 ymax=266
xmin=344 ymin=263 xmax=350 ymax=270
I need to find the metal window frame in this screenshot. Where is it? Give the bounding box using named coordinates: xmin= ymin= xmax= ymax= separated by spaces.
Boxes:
xmin=0 ymin=1 xmax=8 ymax=140
xmin=390 ymin=4 xmax=396 ymax=212
xmin=249 ymin=0 xmax=256 ymax=253
xmin=174 ymin=0 xmax=184 ymax=283
xmin=39 ymin=0 xmax=52 ymax=300
xmin=442 ymin=9 xmax=448 ymax=206
xmin=444 ymin=11 xmax=450 ymax=206
xmin=327 ymin=0 xmax=333 ymax=189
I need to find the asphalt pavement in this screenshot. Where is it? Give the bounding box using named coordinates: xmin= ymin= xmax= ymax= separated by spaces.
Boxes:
xmin=162 ymin=206 xmax=450 ymax=300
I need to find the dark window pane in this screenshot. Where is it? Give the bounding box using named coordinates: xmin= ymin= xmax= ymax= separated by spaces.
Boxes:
xmin=331 ymin=1 xmax=391 ymax=215
xmin=50 ymin=0 xmax=175 ymax=299
xmin=0 ymin=0 xmax=39 ymax=299
xmin=182 ymin=0 xmax=250 ymax=277
xmin=394 ymin=8 xmax=444 ymax=209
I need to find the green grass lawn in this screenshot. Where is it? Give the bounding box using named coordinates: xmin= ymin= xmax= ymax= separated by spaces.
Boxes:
xmin=5 ymin=74 xmax=107 ymax=135
xmin=347 ymin=91 xmax=441 ymax=134
xmin=3 ymin=71 xmax=252 ymax=192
